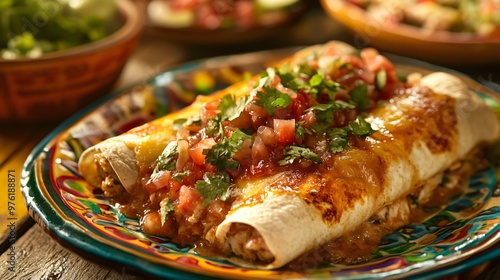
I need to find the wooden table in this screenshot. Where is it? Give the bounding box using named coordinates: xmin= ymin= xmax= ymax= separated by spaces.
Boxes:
xmin=1 ymin=2 xmax=499 ymax=279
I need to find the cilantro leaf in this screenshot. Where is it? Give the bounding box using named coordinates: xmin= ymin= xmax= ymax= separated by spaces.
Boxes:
xmin=160 ymin=199 xmax=175 ymax=226
xmin=297 ymin=63 xmax=317 ymax=78
xmin=278 ymin=145 xmax=322 ymax=166
xmin=204 ymin=138 xmax=238 ymax=171
xmin=154 ymin=141 xmax=178 ymax=173
xmin=310 ymin=73 xmax=324 ymax=87
xmin=230 ymin=128 xmax=254 ymax=145
xmin=206 ymin=94 xmax=250 ymax=138
xmin=327 ymin=128 xmax=350 ymax=153
xmin=349 ymin=116 xmax=376 ymax=138
xmin=173 ymin=115 xmax=201 ymax=130
xmin=335 ymin=100 xmax=356 ymax=110
xmin=295 ymin=121 xmax=313 ymax=140
xmin=195 ymin=173 xmax=232 ymax=206
xmin=172 ymin=170 xmax=190 ymax=183
xmin=204 ymin=129 xmax=253 ymax=172
xmin=307 ymin=72 xmax=341 ymax=100
xmin=272 ymin=94 xmax=292 ymax=108
xmin=309 ymin=103 xmax=335 ymax=126
xmin=327 ymin=116 xmax=376 ymax=153
xmin=276 ymin=67 xmax=307 ymax=91
xmin=349 ymin=82 xmax=371 ymax=111
xmin=206 ymin=115 xmax=224 ymax=138
xmin=218 ymin=94 xmax=249 ymax=121
xmin=254 ymin=86 xmax=292 ymax=115
xmin=306 ymin=102 xmax=355 ymax=133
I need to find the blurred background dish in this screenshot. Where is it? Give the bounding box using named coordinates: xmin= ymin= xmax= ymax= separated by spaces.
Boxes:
xmin=0 ymin=0 xmax=144 ymax=123
xmin=145 ymin=0 xmax=312 ymax=44
xmin=320 ymin=0 xmax=500 ymax=66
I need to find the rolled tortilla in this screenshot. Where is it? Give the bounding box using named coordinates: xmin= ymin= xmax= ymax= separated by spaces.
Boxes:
xmin=78 ymin=42 xmax=499 ymax=269
xmin=79 ymin=134 xmax=141 ymax=192
xmin=215 ymin=72 xmax=499 ymax=269
xmin=78 ymin=41 xmax=357 ymax=192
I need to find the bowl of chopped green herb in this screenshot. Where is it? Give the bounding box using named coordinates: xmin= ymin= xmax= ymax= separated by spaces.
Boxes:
xmin=0 ymin=0 xmax=144 ymax=123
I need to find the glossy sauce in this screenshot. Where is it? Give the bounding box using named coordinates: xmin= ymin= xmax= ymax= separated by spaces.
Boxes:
xmin=287 ymin=160 xmax=480 ymax=270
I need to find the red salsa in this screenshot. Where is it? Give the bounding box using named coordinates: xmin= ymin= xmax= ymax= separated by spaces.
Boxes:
xmin=135 ymin=46 xmax=404 ymax=245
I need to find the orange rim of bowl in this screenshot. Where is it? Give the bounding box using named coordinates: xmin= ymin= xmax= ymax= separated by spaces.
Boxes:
xmin=321 ymin=0 xmax=500 ymax=45
xmin=0 ymin=0 xmax=144 ymax=65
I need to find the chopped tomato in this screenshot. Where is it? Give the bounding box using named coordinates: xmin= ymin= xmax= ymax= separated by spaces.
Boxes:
xmin=340 ymin=54 xmax=365 ymax=70
xmin=233 ymin=138 xmax=252 ymax=162
xmin=301 ymin=111 xmax=316 ymax=127
xmin=291 ymin=93 xmax=308 ymax=117
xmin=269 ymin=73 xmax=281 ymax=87
xmin=257 ymin=126 xmax=276 ymax=147
xmin=188 ymin=138 xmax=216 ymax=166
xmin=203 ymin=98 xmax=220 ymax=111
xmin=145 ymin=170 xmax=171 ymax=194
xmin=360 ymin=48 xmax=379 ymax=67
xmin=252 ymin=136 xmax=269 ymax=163
xmin=178 ymin=185 xmax=201 ymax=216
xmin=230 ymin=110 xmax=252 ymax=129
xmin=170 ymin=180 xmax=183 ymax=194
xmin=247 ymin=103 xmax=268 ymax=129
xmin=360 ymin=48 xmax=398 ymax=85
xmin=181 ymin=162 xmax=205 ymax=185
xmin=200 ymin=99 xmax=220 ymax=124
xmin=274 ymin=107 xmax=288 ymax=119
xmin=273 ymin=119 xmax=296 ymax=145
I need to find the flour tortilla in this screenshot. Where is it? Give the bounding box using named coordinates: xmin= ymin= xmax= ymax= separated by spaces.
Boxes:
xmin=214 ymin=72 xmax=499 ymax=269
xmin=78 ymin=41 xmax=357 ymax=192
xmin=78 ymin=43 xmax=499 ymax=269
xmin=78 ymin=134 xmax=141 ymax=192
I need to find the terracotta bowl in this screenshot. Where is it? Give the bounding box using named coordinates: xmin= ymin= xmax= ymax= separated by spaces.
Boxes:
xmin=0 ymin=0 xmax=144 ymax=123
xmin=320 ymin=0 xmax=500 ymax=67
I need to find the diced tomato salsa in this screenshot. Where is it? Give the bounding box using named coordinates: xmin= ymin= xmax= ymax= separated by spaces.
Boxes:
xmin=137 ymin=46 xmax=404 ymax=243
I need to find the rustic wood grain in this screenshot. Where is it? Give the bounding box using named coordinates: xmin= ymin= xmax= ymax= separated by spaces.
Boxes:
xmin=0 ymin=225 xmax=142 ymax=280
xmin=0 ymin=124 xmax=53 ymax=252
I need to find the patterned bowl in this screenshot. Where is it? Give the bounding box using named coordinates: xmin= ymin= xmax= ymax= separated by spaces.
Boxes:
xmin=0 ymin=0 xmax=144 ymax=123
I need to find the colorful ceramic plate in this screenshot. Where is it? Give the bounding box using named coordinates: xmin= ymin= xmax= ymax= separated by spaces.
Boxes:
xmin=22 ymin=48 xmax=500 ymax=279
xmin=320 ymin=0 xmax=500 ymax=67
